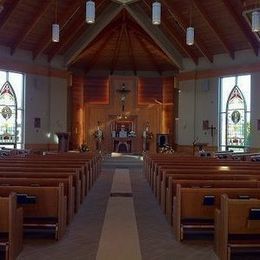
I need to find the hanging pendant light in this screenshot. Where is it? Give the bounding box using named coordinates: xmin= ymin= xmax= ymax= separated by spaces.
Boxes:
xmin=152 ymin=1 xmax=161 ymax=25
xmin=52 ymin=24 xmax=59 ymax=42
xmin=86 ymin=0 xmax=95 ymax=24
xmin=52 ymin=0 xmax=59 ymax=43
xmin=252 ymin=10 xmax=260 ymax=32
xmin=186 ymin=26 xmax=194 ymax=45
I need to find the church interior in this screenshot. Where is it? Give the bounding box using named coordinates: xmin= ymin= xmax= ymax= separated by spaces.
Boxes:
xmin=1 ymin=0 xmax=260 ymax=259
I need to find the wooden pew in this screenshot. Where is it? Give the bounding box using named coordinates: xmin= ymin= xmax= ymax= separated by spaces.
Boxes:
xmin=0 ymin=193 xmax=23 ymax=260
xmin=0 ymin=176 xmax=74 ymax=224
xmin=0 ymin=165 xmax=85 ymax=202
xmin=173 ymin=185 xmax=260 ymax=242
xmin=0 ymin=159 xmax=91 ymax=194
xmin=0 ymin=184 xmax=66 ymax=240
xmin=33 ymin=152 xmax=102 ymax=184
xmin=159 ymin=167 xmax=260 ymax=212
xmin=215 ymin=194 xmax=260 ymax=260
xmin=0 ymin=170 xmax=81 ymax=212
xmin=1 ymin=153 xmax=102 ymax=193
xmin=155 ymin=162 xmax=260 ymax=197
xmin=166 ymin=178 xmax=260 ymax=223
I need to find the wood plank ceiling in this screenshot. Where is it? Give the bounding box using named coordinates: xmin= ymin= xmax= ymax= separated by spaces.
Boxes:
xmin=0 ymin=0 xmax=259 ymax=74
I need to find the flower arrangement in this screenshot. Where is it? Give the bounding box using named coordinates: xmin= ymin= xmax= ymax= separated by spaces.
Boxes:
xmin=80 ymin=144 xmax=89 ymax=152
xmin=128 ymin=130 xmax=136 ymax=137
xmin=159 ymin=144 xmax=174 ymax=154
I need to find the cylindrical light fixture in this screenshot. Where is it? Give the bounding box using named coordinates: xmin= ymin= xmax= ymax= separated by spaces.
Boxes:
xmin=152 ymin=1 xmax=161 ymax=25
xmin=52 ymin=23 xmax=59 ymax=43
xmin=252 ymin=10 xmax=260 ymax=32
xmin=86 ymin=0 xmax=95 ymax=24
xmin=186 ymin=26 xmax=194 ymax=46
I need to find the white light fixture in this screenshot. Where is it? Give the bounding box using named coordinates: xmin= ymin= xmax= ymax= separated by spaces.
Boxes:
xmin=186 ymin=26 xmax=194 ymax=46
xmin=252 ymin=10 xmax=260 ymax=32
xmin=152 ymin=1 xmax=161 ymax=25
xmin=52 ymin=0 xmax=59 ymax=43
xmin=52 ymin=23 xmax=59 ymax=42
xmin=86 ymin=1 xmax=95 ymax=24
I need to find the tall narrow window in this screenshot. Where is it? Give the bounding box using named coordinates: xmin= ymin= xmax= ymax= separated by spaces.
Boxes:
xmin=219 ymin=75 xmax=251 ymax=152
xmin=0 ymin=71 xmax=24 ymax=149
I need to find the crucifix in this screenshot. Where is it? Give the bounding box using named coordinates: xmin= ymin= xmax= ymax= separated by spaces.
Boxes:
xmin=116 ymin=83 xmax=131 ymax=113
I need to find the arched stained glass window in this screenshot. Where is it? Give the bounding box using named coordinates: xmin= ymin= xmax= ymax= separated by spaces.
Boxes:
xmin=0 ymin=81 xmax=17 ymax=146
xmin=226 ymin=86 xmax=246 ymax=150
xmin=219 ymin=75 xmax=251 ymax=152
xmin=0 ymin=71 xmax=24 ymax=149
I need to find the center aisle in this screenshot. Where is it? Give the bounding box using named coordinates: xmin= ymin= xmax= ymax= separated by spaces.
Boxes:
xmin=18 ymin=156 xmax=217 ymax=260
xmin=96 ymin=169 xmax=142 ymax=260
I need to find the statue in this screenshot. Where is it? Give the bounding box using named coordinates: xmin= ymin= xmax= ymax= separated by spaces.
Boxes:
xmin=143 ymin=122 xmax=153 ymax=152
xmin=93 ymin=121 xmax=103 ymax=152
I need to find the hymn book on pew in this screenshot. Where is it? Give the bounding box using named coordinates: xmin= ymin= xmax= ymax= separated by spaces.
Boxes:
xmin=203 ymin=195 xmax=215 ymax=206
xmin=16 ymin=193 xmax=37 ymax=204
xmin=249 ymin=208 xmax=260 ymax=220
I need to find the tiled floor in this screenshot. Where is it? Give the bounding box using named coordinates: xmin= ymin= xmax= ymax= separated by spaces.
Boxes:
xmin=17 ymin=157 xmax=218 ymax=260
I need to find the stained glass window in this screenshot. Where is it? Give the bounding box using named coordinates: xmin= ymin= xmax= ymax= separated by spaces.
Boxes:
xmin=219 ymin=75 xmax=251 ymax=152
xmin=0 ymin=71 xmax=24 ymax=149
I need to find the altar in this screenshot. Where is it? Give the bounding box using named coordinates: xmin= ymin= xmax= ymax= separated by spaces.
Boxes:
xmin=113 ymin=137 xmax=133 ymax=153
xmin=110 ymin=117 xmax=136 ymax=153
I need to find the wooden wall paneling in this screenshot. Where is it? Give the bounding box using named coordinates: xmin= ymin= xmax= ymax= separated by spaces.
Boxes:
xmin=84 ymin=77 xmax=109 ymax=104
xmin=71 ymin=74 xmax=84 ymax=149
xmin=173 ymin=86 xmax=179 ymax=148
xmin=137 ymin=77 xmax=163 ymax=104
xmin=162 ymin=77 xmax=174 ymax=142
xmin=136 ymin=104 xmax=162 ymax=153
xmin=85 ymin=106 xmax=110 ymax=152
xmin=109 ymin=76 xmax=137 ymax=113
xmin=82 ymin=75 xmax=169 ymax=154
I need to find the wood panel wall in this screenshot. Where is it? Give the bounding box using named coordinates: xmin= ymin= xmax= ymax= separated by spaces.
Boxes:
xmin=70 ymin=74 xmax=176 ymax=153
xmin=71 ymin=74 xmax=84 ymax=149
xmin=84 ymin=77 xmax=109 ymax=104
xmin=138 ymin=77 xmax=162 ymax=104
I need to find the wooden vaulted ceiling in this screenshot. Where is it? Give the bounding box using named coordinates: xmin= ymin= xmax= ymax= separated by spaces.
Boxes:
xmin=0 ymin=0 xmax=259 ymax=74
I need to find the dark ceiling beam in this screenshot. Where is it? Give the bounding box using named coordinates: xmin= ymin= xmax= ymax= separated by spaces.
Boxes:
xmin=84 ymin=26 xmax=120 ymax=73
xmin=221 ymin=0 xmax=259 ymax=56
xmin=129 ymin=23 xmax=173 ymax=66
xmin=110 ymin=24 xmax=124 ymax=74
xmin=192 ymin=0 xmax=235 ymax=59
xmin=64 ymin=2 xmax=123 ymax=66
xmin=134 ymin=32 xmax=162 ymax=75
xmin=33 ymin=0 xmax=84 ymax=60
xmin=0 ymin=0 xmax=21 ymax=30
xmin=48 ymin=0 xmax=107 ymax=62
xmin=160 ymin=0 xmax=214 ymax=63
xmin=124 ymin=25 xmax=137 ymax=75
xmin=11 ymin=1 xmax=52 ymax=55
xmin=141 ymin=0 xmax=198 ymax=65
xmin=163 ymin=17 xmax=199 ymax=65
xmin=48 ymin=7 xmax=85 ymax=62
xmin=125 ymin=3 xmax=183 ymax=69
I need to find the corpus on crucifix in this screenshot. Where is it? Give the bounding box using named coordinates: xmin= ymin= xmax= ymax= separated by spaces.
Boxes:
xmin=116 ymin=83 xmax=130 ymax=113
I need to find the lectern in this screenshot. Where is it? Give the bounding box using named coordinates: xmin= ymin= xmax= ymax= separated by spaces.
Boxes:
xmin=56 ymin=132 xmax=70 ymax=152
